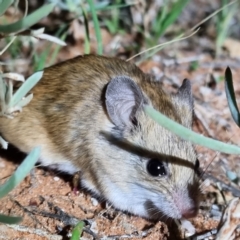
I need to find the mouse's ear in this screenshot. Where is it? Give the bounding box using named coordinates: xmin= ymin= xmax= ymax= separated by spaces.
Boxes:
xmin=177 ymin=79 xmax=193 ymax=108
xmin=172 ymin=79 xmax=194 ymax=128
xmin=105 ymin=76 xmax=144 ymax=129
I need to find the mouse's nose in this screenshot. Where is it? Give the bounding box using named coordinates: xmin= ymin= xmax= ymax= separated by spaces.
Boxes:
xmin=172 ymin=189 xmax=199 ymax=219
xmin=181 ymin=207 xmax=198 ymax=219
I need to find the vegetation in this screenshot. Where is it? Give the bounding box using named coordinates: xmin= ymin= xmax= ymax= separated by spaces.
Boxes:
xmin=0 ymin=0 xmax=62 ymax=226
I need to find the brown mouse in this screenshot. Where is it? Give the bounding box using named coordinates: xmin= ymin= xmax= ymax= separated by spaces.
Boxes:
xmin=0 ymin=55 xmax=200 ymax=220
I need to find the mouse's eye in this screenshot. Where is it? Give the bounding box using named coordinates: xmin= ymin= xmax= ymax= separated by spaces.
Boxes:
xmin=147 ymin=159 xmax=167 ymax=177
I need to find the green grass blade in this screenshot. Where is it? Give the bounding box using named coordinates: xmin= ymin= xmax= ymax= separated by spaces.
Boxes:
xmin=71 ymin=221 xmax=85 ymax=240
xmin=0 ymin=0 xmax=15 ymax=16
xmin=153 ymin=1 xmax=168 ymax=34
xmin=216 ymin=5 xmax=236 ymax=56
xmin=33 ymin=45 xmax=51 ymax=71
xmin=104 ymin=19 xmax=115 ymax=35
xmin=0 ymin=147 xmax=40 ymax=198
xmin=86 ymin=0 xmax=103 ymax=55
xmin=157 ymin=0 xmax=190 ymax=38
xmin=5 ymin=79 xmax=13 ymax=106
xmin=221 ymin=0 xmax=231 ymax=17
xmin=0 ymin=3 xmax=55 ymax=34
xmin=66 ymin=0 xmax=77 ymax=12
xmin=10 ymin=71 xmax=43 ymax=108
xmin=144 ymin=106 xmax=240 ymax=154
xmin=0 ymin=214 xmax=22 ymax=224
xmin=16 ymin=93 xmax=33 ymax=108
xmin=225 ymin=67 xmax=240 ymax=126
xmin=81 ymin=4 xmax=90 ymax=54
xmin=0 ymin=74 xmax=7 ymax=104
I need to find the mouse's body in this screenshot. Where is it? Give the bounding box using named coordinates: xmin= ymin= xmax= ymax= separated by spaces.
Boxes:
xmin=0 ymin=55 xmax=200 ymax=220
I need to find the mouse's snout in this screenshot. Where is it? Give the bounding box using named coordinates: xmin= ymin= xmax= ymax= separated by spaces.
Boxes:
xmin=172 ymin=188 xmax=199 ymax=219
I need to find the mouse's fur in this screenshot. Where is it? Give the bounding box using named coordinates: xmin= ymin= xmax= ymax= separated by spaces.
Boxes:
xmin=0 ymin=55 xmax=200 ymax=220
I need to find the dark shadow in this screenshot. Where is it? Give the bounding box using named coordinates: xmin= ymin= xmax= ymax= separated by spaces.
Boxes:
xmin=0 ymin=143 xmax=73 ymax=184
xmin=101 ymin=131 xmax=196 ymax=170
xmin=0 ymin=144 xmax=26 ymax=164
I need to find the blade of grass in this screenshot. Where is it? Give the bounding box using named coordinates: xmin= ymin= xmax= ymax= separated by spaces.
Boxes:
xmin=128 ymin=0 xmax=237 ymax=62
xmin=0 ymin=74 xmax=7 ymax=104
xmin=127 ymin=28 xmax=198 ymax=62
xmin=71 ymin=221 xmax=85 ymax=240
xmin=157 ymin=0 xmax=190 ymax=38
xmin=0 ymin=36 xmax=16 ymax=55
xmin=9 ymin=71 xmax=43 ymax=108
xmin=0 ymin=3 xmax=55 ymax=34
xmin=144 ymin=106 xmax=240 ymax=154
xmin=5 ymin=78 xmax=13 ymax=105
xmin=153 ymin=1 xmax=168 ymax=34
xmin=0 ymin=147 xmax=40 ymax=198
xmin=66 ymin=0 xmax=77 ymax=12
xmin=86 ymin=0 xmax=103 ymax=55
xmin=16 ymin=93 xmax=33 ymax=108
xmin=33 ymin=44 xmax=51 ymax=71
xmin=189 ymin=0 xmax=237 ymax=33
xmin=216 ymin=4 xmax=236 ymax=56
xmin=81 ymin=3 xmax=90 ymax=54
xmin=0 ymin=214 xmax=22 ymax=224
xmin=225 ymin=67 xmax=240 ymax=126
xmin=0 ymin=0 xmax=15 ymax=16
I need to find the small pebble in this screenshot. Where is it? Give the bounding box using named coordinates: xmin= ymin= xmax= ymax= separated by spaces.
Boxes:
xmin=90 ymin=221 xmax=98 ymax=233
xmin=91 ymin=197 xmax=99 ymax=206
xmin=54 ymin=176 xmax=60 ymax=181
xmin=200 ymin=86 xmax=212 ymax=100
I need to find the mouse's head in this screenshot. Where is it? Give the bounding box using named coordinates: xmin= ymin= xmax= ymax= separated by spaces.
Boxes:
xmin=102 ymin=75 xmax=200 ymax=220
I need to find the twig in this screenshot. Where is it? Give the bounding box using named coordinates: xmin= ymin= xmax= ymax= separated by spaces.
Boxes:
xmin=33 ymin=207 xmax=80 ymax=226
xmin=32 ymin=196 xmax=98 ymax=239
xmin=9 ymin=196 xmax=51 ymax=231
xmin=5 ymin=224 xmax=62 ymax=240
xmin=127 ymin=28 xmax=199 ymax=61
xmin=190 ymin=229 xmax=217 ymax=240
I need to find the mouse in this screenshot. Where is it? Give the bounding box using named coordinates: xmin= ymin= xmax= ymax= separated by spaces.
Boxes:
xmin=0 ymin=54 xmax=200 ymax=220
